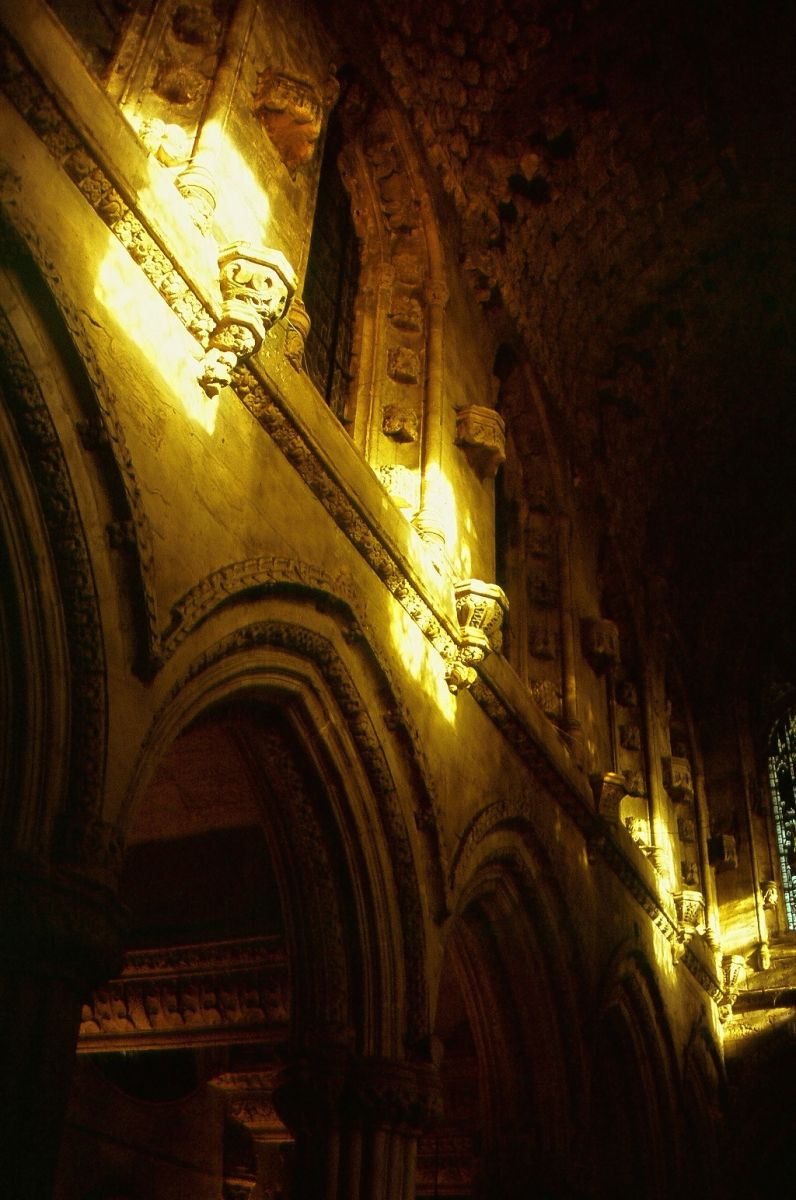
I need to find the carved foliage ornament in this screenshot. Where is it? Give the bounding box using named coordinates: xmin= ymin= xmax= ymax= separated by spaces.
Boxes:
xmin=254 ymin=69 xmax=339 ymax=175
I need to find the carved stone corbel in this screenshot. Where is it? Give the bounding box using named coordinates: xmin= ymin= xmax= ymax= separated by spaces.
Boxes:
xmin=200 ymin=242 xmax=296 ymax=396
xmin=589 ymin=771 xmax=627 ymax=823
xmin=445 ymin=580 xmax=508 ymax=693
xmin=454 ymin=405 xmax=506 ymax=478
xmin=674 ymin=889 xmax=706 ymax=946
xmin=719 ymin=953 xmax=747 ymax=1021
xmin=581 ymin=617 xmax=620 ymax=673
xmin=663 ymin=755 xmax=694 ymax=804
xmin=254 ymin=70 xmax=339 ymax=176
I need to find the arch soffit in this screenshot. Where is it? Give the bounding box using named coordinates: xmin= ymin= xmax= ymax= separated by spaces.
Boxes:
xmin=442 ymin=839 xmax=589 ymax=1130
xmin=0 ymin=267 xmax=116 ymax=872
xmin=124 ymin=617 xmax=435 ymax=1055
xmin=591 ymin=945 xmax=681 ymax=1144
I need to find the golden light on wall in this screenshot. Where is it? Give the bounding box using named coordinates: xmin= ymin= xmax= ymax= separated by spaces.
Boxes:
xmin=93 ymin=233 xmax=220 ymax=435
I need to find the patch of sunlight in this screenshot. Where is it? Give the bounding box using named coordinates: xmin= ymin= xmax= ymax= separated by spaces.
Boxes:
xmin=424 ymin=463 xmax=458 ymax=551
xmin=389 ymin=600 xmax=457 ymax=725
xmin=200 ymin=119 xmax=271 ymax=246
xmin=94 ymin=238 xmax=219 ymax=435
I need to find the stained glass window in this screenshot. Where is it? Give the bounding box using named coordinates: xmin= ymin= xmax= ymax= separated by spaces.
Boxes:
xmin=769 ymin=708 xmax=796 ymax=928
xmin=303 ymin=115 xmax=359 ymax=422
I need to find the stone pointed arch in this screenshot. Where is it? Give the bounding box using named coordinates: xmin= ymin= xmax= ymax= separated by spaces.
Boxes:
xmin=589 ymin=948 xmax=680 ymax=1199
xmin=124 ymin=618 xmax=432 ymax=1058
xmin=430 ymin=834 xmax=587 ymax=1197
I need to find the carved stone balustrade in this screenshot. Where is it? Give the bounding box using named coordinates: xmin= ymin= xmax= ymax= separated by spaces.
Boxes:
xmin=454 ymin=405 xmax=506 ymax=478
xmin=581 ymin=617 xmax=620 ymax=673
xmin=663 ymin=755 xmax=694 ymax=804
xmin=446 ymin=580 xmax=508 ymax=693
xmin=78 ymin=936 xmax=289 ymax=1052
xmin=200 ymin=243 xmax=296 ymax=396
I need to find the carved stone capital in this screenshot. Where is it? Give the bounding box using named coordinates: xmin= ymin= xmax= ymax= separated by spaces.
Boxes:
xmin=581 ymin=617 xmax=620 ymax=673
xmin=200 ymin=243 xmax=296 ymax=396
xmin=446 ymin=580 xmax=508 ymax=693
xmin=455 ymin=405 xmax=506 ymax=478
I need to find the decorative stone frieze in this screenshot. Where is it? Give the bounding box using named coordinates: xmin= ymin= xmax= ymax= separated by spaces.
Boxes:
xmin=663 ymin=755 xmax=694 ymax=804
xmin=581 ymin=617 xmax=620 ymax=673
xmin=446 ymin=580 xmax=508 ymax=693
xmin=254 ymin=70 xmax=339 ymax=175
xmin=78 ymin=937 xmax=289 ymax=1050
xmin=200 ymin=243 xmax=296 ymax=396
xmin=454 ymin=405 xmax=506 ymax=478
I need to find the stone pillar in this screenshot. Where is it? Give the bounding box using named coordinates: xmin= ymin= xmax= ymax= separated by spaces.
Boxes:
xmin=274 ymin=1049 xmax=441 ymax=1200
xmin=0 ymin=860 xmax=125 ymax=1198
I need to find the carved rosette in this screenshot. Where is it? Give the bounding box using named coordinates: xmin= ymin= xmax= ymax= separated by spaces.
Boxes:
xmin=454 ymin=405 xmax=506 ymax=478
xmin=674 ymin=889 xmax=706 ymax=944
xmin=663 ymin=755 xmax=694 ymax=804
xmin=446 ymin=580 xmax=508 ymax=693
xmin=200 ymin=243 xmax=296 ymax=396
xmin=581 ymin=617 xmax=620 ymax=673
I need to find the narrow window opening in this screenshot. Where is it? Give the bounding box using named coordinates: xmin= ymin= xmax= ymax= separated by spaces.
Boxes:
xmin=769 ymin=707 xmax=796 ymax=928
xmin=303 ymin=111 xmax=359 ymax=422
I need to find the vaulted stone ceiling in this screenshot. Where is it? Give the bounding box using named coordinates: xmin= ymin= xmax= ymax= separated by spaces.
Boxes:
xmin=331 ymin=0 xmax=794 ymax=716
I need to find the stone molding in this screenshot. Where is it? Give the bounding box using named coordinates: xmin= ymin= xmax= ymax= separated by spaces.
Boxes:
xmin=140 ymin=619 xmax=435 ymax=1043
xmin=0 ymin=860 xmax=125 ymax=985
